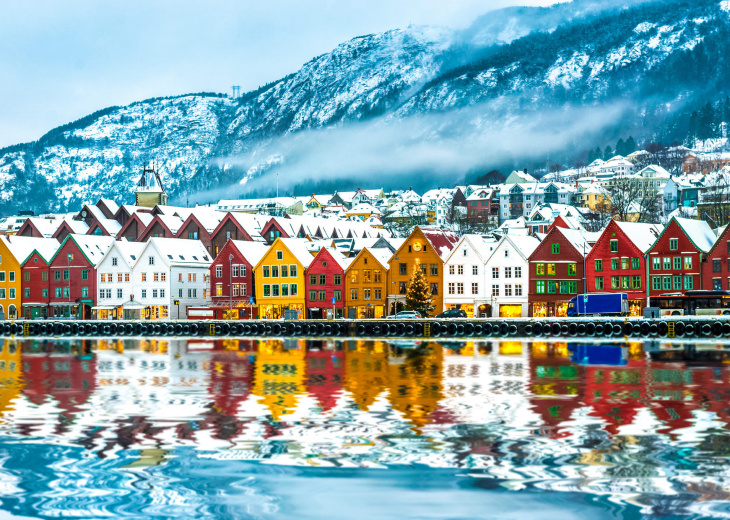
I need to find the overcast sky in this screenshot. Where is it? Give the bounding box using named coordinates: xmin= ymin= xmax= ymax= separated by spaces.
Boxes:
xmin=0 ymin=0 xmax=556 ymax=148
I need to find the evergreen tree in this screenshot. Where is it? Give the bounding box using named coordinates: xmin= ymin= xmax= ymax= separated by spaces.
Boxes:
xmin=587 ymin=148 xmax=597 ymax=163
xmin=405 ymin=260 xmax=434 ymax=317
xmin=625 ymin=136 xmax=637 ymax=154
xmin=603 ymin=145 xmax=614 ymax=160
xmin=615 ymin=138 xmax=626 ymax=156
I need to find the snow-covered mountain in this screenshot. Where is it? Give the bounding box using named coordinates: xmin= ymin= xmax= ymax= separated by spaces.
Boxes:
xmin=2 ymin=0 xmax=729 ymax=215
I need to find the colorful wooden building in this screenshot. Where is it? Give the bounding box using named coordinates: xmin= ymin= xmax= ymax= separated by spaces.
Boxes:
xmin=253 ymin=238 xmax=313 ymax=319
xmin=0 ymin=236 xmax=58 ymax=320
xmin=304 ymin=247 xmax=350 ymax=319
xmin=703 ymin=223 xmax=730 ymax=291
xmin=345 ymin=247 xmax=391 ymax=319
xmin=209 ymin=240 xmax=269 ymax=319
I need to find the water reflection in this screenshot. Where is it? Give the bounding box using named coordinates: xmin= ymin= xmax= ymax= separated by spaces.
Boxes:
xmin=2 ymin=338 xmax=730 ymax=517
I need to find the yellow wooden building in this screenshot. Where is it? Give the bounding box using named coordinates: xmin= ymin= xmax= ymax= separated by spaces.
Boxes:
xmin=345 ymin=247 xmax=391 ymax=319
xmin=253 ymin=238 xmax=313 ymax=320
xmin=386 ymin=227 xmax=459 ymax=316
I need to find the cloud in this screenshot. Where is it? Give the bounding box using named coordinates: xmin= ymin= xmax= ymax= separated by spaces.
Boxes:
xmin=185 ymin=98 xmax=631 ymax=203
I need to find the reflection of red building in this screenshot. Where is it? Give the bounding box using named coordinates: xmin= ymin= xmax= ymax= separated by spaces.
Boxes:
xmin=205 ymin=350 xmax=255 ymax=440
xmin=693 ymin=366 xmax=730 ymax=430
xmin=529 ymin=346 xmax=585 ymax=438
xmin=306 ymin=348 xmax=344 ymax=412
xmin=582 ymin=356 xmax=648 ymax=435
xmin=648 ymin=362 xmax=700 ymax=439
xmin=21 ymin=343 xmax=97 ymax=433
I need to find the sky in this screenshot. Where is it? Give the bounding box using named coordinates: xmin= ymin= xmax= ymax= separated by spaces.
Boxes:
xmin=0 ymin=0 xmax=557 ymax=149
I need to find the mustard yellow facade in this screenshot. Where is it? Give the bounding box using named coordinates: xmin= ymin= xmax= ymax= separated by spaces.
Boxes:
xmin=0 ymin=239 xmax=23 ymax=320
xmin=254 ymin=238 xmax=308 ymax=319
xmin=345 ymin=249 xmax=389 ymax=319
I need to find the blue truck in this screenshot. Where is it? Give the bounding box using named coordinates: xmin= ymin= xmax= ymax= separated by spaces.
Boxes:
xmin=566 ymin=293 xmax=629 ymax=317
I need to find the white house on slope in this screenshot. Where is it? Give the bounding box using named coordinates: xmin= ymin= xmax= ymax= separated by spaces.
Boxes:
xmin=443 ymin=235 xmax=499 ymax=317
xmin=483 ymin=234 xmax=540 ymax=317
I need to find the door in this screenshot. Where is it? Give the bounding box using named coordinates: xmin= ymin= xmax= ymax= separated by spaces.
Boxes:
xmin=31 ymin=308 xmax=40 ymax=320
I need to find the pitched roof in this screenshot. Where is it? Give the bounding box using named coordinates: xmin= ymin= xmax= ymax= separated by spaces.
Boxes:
xmin=101 ymin=241 xmax=146 ymax=268
xmin=553 ymin=227 xmax=591 ymax=258
xmin=61 ymin=234 xmax=115 ymax=266
xmin=2 ymin=236 xmax=59 ymax=265
xmin=503 ymin=234 xmax=541 ymax=260
xmin=276 ymin=238 xmax=315 ymax=268
xmin=144 ymin=237 xmax=212 ymax=266
xmin=228 ymin=240 xmax=270 ymax=267
xmin=418 ymin=227 xmax=460 ymax=259
xmin=674 ymin=217 xmax=716 ymax=253
xmin=613 ymin=222 xmax=663 ymax=253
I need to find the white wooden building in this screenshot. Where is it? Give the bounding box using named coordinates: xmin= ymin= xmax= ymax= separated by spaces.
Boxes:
xmin=443 ymin=235 xmax=498 ymax=317
xmin=483 ymin=234 xmax=540 ymax=317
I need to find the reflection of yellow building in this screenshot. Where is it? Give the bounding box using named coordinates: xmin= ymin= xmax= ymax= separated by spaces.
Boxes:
xmin=0 ymin=340 xmax=22 ymax=415
xmin=531 ymin=342 xmax=569 ymax=358
xmin=386 ymin=344 xmax=444 ymax=431
xmin=253 ymin=341 xmax=306 ymax=420
xmin=343 ymin=341 xmax=389 ymax=411
xmin=498 ymin=341 xmax=524 ymax=356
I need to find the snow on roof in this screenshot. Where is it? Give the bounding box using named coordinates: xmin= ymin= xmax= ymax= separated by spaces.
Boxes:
xmin=504 ymin=234 xmax=541 ymax=259
xmin=98 ymin=199 xmax=120 ymax=214
xmin=506 ymin=170 xmax=538 ymax=183
xmin=364 ymin=247 xmax=394 ymax=269
xmin=188 ymin=208 xmax=225 ymax=233
xmin=674 ymin=217 xmax=715 ymax=252
xmin=346 ymin=203 xmax=380 ymax=215
xmin=614 ymin=222 xmax=663 ymax=253
xmin=25 ymin=217 xmax=65 ymax=237
xmin=553 ymin=227 xmax=591 ymax=257
xmin=145 ymin=237 xmax=212 ymax=265
xmin=318 ymin=247 xmax=352 ymax=270
xmin=158 ymin=214 xmax=185 ymax=234
xmin=227 ymin=213 xmax=268 ymax=241
xmin=278 ymin=238 xmax=315 ymax=268
xmin=2 ymin=236 xmax=59 ymax=264
xmin=102 ymin=241 xmax=146 ymax=268
xmin=67 ymin=234 xmax=115 ymax=266
xmin=229 ymin=240 xmax=270 ymax=267
xmin=419 ymin=227 xmax=460 ymax=259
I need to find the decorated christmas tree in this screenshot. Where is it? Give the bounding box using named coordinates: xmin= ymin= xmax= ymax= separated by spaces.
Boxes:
xmin=405 ymin=260 xmax=434 ymax=317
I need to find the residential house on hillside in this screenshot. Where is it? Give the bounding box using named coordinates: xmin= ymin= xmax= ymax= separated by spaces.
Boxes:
xmin=216 ymin=197 xmax=303 ymax=216
xmin=647 ymin=217 xmax=715 ymax=301
xmin=345 ymin=247 xmax=391 ymax=319
xmin=528 ymin=227 xmax=590 ymax=317
xmin=443 ymin=234 xmax=498 ymax=318
xmin=484 ymin=234 xmax=540 ymax=317
xmin=499 ymin=182 xmax=576 ymax=222
xmin=585 ymin=221 xmax=662 ymax=316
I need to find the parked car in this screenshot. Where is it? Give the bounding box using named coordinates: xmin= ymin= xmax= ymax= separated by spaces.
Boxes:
xmin=435 ymin=309 xmax=467 ymax=319
xmin=386 ymin=311 xmax=422 ymax=319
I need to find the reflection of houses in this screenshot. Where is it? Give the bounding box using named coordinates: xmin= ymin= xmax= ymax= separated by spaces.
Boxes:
xmin=305 ymin=346 xmax=344 ymax=412
xmin=252 ymin=342 xmax=306 ymax=420
xmin=0 ymin=340 xmax=22 ymax=416
xmin=343 ymin=341 xmax=389 ymax=411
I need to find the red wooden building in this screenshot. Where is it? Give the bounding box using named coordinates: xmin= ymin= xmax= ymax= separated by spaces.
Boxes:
xmin=702 ymin=223 xmax=730 ymax=291
xmin=305 ymin=247 xmax=350 ymax=319
xmin=527 ymin=226 xmax=591 ymax=317
xmin=208 ymin=240 xmax=269 ymax=319
xmin=48 ymin=234 xmax=114 ymax=319
xmin=585 ymin=221 xmax=662 ymax=316
xmin=646 ymin=217 xmax=715 ymax=299
xmin=175 ymin=212 xmax=224 ymax=256
xmin=209 ymin=213 xmax=266 ymax=256
xmin=20 ymin=248 xmax=55 ymax=320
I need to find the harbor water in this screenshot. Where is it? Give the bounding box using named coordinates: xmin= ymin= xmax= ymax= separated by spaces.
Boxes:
xmin=0 ymin=337 xmax=729 ymax=518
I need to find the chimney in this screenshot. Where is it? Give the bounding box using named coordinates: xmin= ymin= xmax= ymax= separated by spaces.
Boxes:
xmin=523 ymin=168 xmax=528 ymax=174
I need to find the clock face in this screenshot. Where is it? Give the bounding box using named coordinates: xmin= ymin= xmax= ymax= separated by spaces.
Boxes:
xmin=413 ymin=242 xmax=422 ymax=252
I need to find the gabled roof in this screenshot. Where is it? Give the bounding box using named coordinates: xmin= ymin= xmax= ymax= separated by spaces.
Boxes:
xmin=2 ymin=236 xmax=59 ymax=265
xmin=672 ymin=217 xmax=716 ymax=253
xmin=530 ymin=227 xmax=590 ymax=259
xmin=98 ymin=241 xmax=146 ymax=269
xmin=446 ymin=234 xmax=498 ymax=265
xmin=21 ymin=217 xmax=65 ymax=238
xmin=255 ymin=238 xmax=314 ymax=271
xmin=418 ymin=227 xmax=460 ymax=260
xmin=227 ymin=240 xmax=270 ymax=267
xmin=613 ymin=222 xmax=663 ymax=253
xmin=140 ymin=237 xmax=212 ymax=267
xmin=52 ymin=234 xmax=115 ymax=266
xmin=214 ymin=212 xmax=268 ymax=242
xmin=308 ymin=247 xmax=352 ymax=271
xmin=500 ymin=234 xmax=541 ymax=261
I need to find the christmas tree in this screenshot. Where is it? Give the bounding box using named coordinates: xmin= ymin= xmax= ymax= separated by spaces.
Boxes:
xmin=405 ymin=260 xmax=434 ymax=317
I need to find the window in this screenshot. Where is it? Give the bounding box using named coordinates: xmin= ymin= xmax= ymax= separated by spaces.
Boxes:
xmin=153 ymin=289 xmax=159 ymax=298
xmin=714 ymin=259 xmax=722 ymax=273
xmin=117 ymin=289 xmax=123 ymax=299
xmin=216 ymin=284 xmax=223 ymax=296
xmin=24 ymin=288 xmax=30 ymax=298
xmin=363 ymin=288 xmax=371 ymax=300
xmin=125 ymin=273 xmax=130 ymax=282
xmin=430 ymin=283 xmax=438 ymax=295
xmin=272 ymin=285 xmax=279 ymax=297
xmin=536 ymin=280 xmax=545 ymax=294
xmin=276 ymin=251 xmax=283 ymax=260
xmin=179 ymin=289 xmax=183 ymax=297
xmin=472 ymin=265 xmax=478 ymax=276
xmin=290 ymin=265 xmax=297 ymax=278
xmin=351 ymin=289 xmax=358 ymax=300
xmin=714 ymin=278 xmax=722 ymax=290
xmin=374 ymin=288 xmax=381 ymax=299
xmin=472 ymin=282 xmax=479 ymax=294
xmin=536 ymin=263 xmax=544 ymax=275
xmin=652 ymin=276 xmax=661 ymax=290
xmin=290 ymin=284 xmax=297 ymax=296
xmin=492 ymin=267 xmax=499 ymax=279
xmin=374 ymin=270 xmax=381 ymax=283
xmin=154 ymin=273 xmax=159 ymax=282
xmin=241 ymin=284 xmax=247 ymax=296
xmin=662 ymin=277 xmax=671 ymax=290
xmin=23 ymin=272 xmax=30 ymax=282
xmin=334 ymin=290 xmax=341 ymax=301
xmin=456 ymin=283 xmax=464 ymax=295
xmin=271 ymin=266 xmax=279 ymax=278
xmin=62 ymin=270 xmax=69 ymax=281
xmin=98 ymin=289 xmax=104 ymax=299
xmin=631 ymin=258 xmax=639 ymax=270
xmin=141 ymin=289 xmax=147 ymax=298
xmin=54 ymin=270 xmax=61 ymax=281
xmin=179 ymin=273 xmax=183 ymax=282
xmin=663 ymin=257 xmax=671 ymax=270
xmin=611 ymin=258 xmax=619 ymax=270
xmin=263 ymin=266 xmax=270 ymax=278
xmin=621 ymin=276 xmax=630 ymax=289
xmin=611 ymin=276 xmax=619 ymax=289
xmin=673 ymin=276 xmax=681 ymax=290
xmin=595 ymin=276 xmax=604 ymax=290
xmin=595 ymin=259 xmax=603 ymax=272
xmin=492 ymin=285 xmax=499 ymax=297
xmin=547 ymin=263 xmax=555 ymax=275
xmin=318 ymin=290 xmax=326 ymax=301
xmin=141 ymin=273 xmax=147 ymax=282
xmin=504 ymin=249 xmax=509 ymax=258
xmin=457 ymin=265 xmax=464 ymax=275
xmin=684 ymin=275 xmax=693 ymax=290
xmin=673 ymin=257 xmax=681 ymax=270
xmin=112 ymin=257 xmax=118 ymax=266
xmin=263 ymin=285 xmax=270 ymax=297
xmin=309 ymin=290 xmax=317 ymax=301
xmin=319 ymin=274 xmax=326 ymax=285
xmin=399 ymin=263 xmax=407 ymax=276
xmin=350 ymin=270 xmax=359 ymax=283
xmin=515 ymin=284 xmax=523 ymax=296
xmin=399 ymin=282 xmax=407 ymax=294
xmin=551 ymin=243 xmax=560 ymax=254
xmin=610 ymin=239 xmax=618 ymax=252
xmin=669 ymin=238 xmax=678 ymax=251
xmin=309 ymin=274 xmax=317 ymax=285
xmin=548 ymin=281 xmax=557 ymax=294
xmin=242 ymin=265 xmax=247 ymax=277
xmin=621 ymin=258 xmax=629 ymax=270
xmin=216 ymin=266 xmax=223 ymax=278
xmin=449 ymin=265 xmax=455 ymax=275
xmin=568 ymin=263 xmax=576 ymax=276
xmin=448 ymin=283 xmax=455 ymax=295
xmin=515 ymin=267 xmax=522 ymax=278
xmin=632 ymin=276 xmax=641 ymax=289
xmin=149 ymin=256 xmax=154 ymax=265
xmin=118 ymin=273 xmax=123 ymax=282
xmin=684 ymin=256 xmax=692 ymax=270
xmin=430 ymin=264 xmax=438 ymax=276
xmin=652 ymin=257 xmax=660 ymax=271
xmin=505 ymin=267 xmax=512 ymax=278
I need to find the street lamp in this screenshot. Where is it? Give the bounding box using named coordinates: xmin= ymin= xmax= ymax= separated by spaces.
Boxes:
xmin=229 ymin=254 xmax=234 ymax=320
xmin=392 ymin=256 xmax=399 ymax=315
xmin=67 ymin=253 xmax=72 ymax=319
